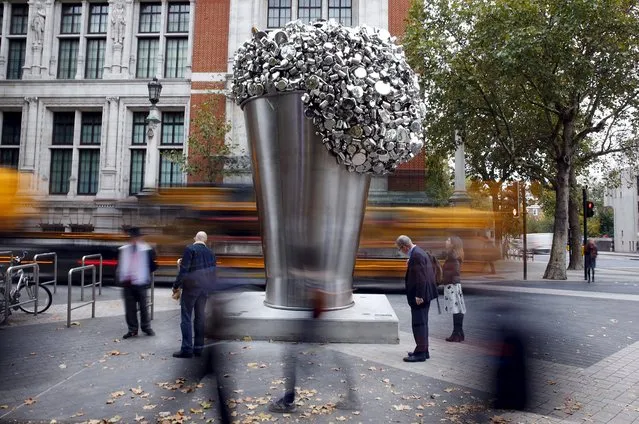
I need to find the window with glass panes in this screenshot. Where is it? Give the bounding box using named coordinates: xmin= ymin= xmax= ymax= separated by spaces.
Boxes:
xmin=52 ymin=112 xmax=75 ymax=145
xmin=0 ymin=112 xmax=21 ymax=168
xmin=267 ymin=0 xmax=291 ymax=28
xmin=60 ymin=4 xmax=82 ymax=34
xmin=164 ymin=38 xmax=187 ymax=78
xmin=10 ymin=4 xmax=27 ymax=34
xmin=298 ymin=0 xmax=321 ymax=24
xmin=58 ymin=4 xmax=81 ymax=79
xmin=159 ymin=155 xmax=182 ymax=187
xmin=7 ymin=40 xmax=26 ymax=79
xmin=136 ymin=38 xmax=158 ymax=78
xmin=158 ymin=111 xmax=184 ymax=188
xmin=139 ymin=3 xmax=161 ymax=33
xmin=49 ymin=149 xmax=72 ymax=194
xmin=77 ymin=150 xmax=100 ymax=194
xmin=88 ymin=4 xmax=108 ymax=33
xmin=129 ymin=150 xmax=145 ymax=194
xmin=167 ymin=3 xmax=189 ymax=32
xmin=81 ymin=113 xmax=102 ymax=145
xmin=85 ymin=39 xmax=105 ymax=78
xmin=161 ymin=112 xmax=184 ymax=145
xmin=131 ymin=112 xmax=148 ymax=145
xmin=130 ymin=112 xmax=147 ymax=195
xmin=328 ymin=0 xmax=352 ymax=26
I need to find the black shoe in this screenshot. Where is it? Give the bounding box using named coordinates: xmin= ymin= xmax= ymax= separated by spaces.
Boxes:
xmin=142 ymin=329 xmax=155 ymax=336
xmin=123 ymin=332 xmax=137 ymax=339
xmin=407 ymin=351 xmax=430 ymax=358
xmin=403 ymin=353 xmax=427 ymax=362
xmin=172 ymin=351 xmax=193 ymax=358
xmin=193 ymin=350 xmax=202 ymax=357
xmin=268 ymin=398 xmax=296 ymax=413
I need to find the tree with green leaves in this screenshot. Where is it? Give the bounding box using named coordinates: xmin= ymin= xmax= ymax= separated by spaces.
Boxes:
xmin=403 ymin=0 xmax=639 ymax=279
xmin=162 ymin=97 xmax=241 ymax=183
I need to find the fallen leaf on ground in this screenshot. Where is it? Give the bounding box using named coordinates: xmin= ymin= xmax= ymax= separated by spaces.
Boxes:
xmin=110 ymin=391 xmax=125 ymax=398
xmin=444 ymin=387 xmax=455 ymax=393
xmin=108 ymin=415 xmax=121 ymax=423
xmin=200 ymin=401 xmax=212 ymax=409
xmin=131 ymin=387 xmax=143 ymax=395
xmin=70 ymin=322 xmax=80 ymax=326
xmin=142 ymin=404 xmax=156 ymax=410
xmin=134 ymin=414 xmax=144 ymax=422
xmin=392 ymin=404 xmax=411 ymax=411
xmin=70 ymin=411 xmax=84 ymax=417
xmin=24 ymin=398 xmax=36 ymax=405
xmin=59 ymin=364 xmax=67 ymax=369
xmin=490 ymin=416 xmax=511 ymax=424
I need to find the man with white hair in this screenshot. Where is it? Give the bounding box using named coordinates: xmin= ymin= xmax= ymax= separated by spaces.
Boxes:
xmin=172 ymin=231 xmax=217 ymax=358
xmin=396 ymin=235 xmax=439 ymax=362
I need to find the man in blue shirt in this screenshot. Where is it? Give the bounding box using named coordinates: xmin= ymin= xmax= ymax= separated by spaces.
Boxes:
xmin=172 ymin=231 xmax=216 ymax=358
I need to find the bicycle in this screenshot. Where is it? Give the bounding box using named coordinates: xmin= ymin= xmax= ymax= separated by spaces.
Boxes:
xmin=0 ymin=251 xmax=53 ymax=324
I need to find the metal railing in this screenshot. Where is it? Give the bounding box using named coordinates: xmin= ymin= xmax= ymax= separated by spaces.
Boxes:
xmin=34 ymin=252 xmax=58 ymax=293
xmin=81 ymin=254 xmax=103 ymax=299
xmin=4 ymin=263 xmax=40 ymax=322
xmin=67 ymin=265 xmax=96 ymax=328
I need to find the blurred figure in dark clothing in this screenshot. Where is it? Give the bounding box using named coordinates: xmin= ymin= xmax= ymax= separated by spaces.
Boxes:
xmin=268 ymin=246 xmax=358 ymax=414
xmin=172 ymin=231 xmax=217 ymax=358
xmin=585 ymin=239 xmax=598 ymax=283
xmin=493 ymin=303 xmax=529 ymax=411
xmin=118 ymin=227 xmax=157 ymax=339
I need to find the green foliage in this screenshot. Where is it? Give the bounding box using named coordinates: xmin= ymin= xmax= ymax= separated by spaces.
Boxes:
xmin=403 ymin=0 xmax=639 ymax=278
xmin=599 ymin=207 xmax=615 ymax=237
xmin=527 ymin=214 xmax=554 ymax=234
xmin=162 ymin=97 xmax=241 ymax=183
xmin=424 ymin=153 xmax=453 ymax=205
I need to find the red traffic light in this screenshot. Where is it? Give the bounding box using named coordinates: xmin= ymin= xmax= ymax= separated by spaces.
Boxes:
xmin=586 ymin=201 xmax=594 ymax=218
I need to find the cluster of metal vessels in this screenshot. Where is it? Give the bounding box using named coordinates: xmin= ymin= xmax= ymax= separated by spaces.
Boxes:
xmin=231 ymin=20 xmax=426 ymax=175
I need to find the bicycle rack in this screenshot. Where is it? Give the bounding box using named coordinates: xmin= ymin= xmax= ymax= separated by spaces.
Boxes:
xmin=34 ymin=252 xmax=58 ymax=294
xmin=4 ymin=263 xmax=40 ymax=322
xmin=67 ymin=265 xmax=96 ymax=328
xmin=81 ymin=254 xmax=103 ymax=299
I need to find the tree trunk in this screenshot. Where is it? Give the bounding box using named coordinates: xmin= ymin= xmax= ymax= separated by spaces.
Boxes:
xmin=567 ymin=168 xmax=583 ymax=270
xmin=489 ymin=181 xmax=503 ymax=257
xmin=543 ymin=160 xmax=570 ymax=280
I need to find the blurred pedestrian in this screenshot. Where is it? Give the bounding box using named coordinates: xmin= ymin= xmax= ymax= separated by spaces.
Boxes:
xmin=268 ymin=247 xmax=359 ymax=413
xmin=585 ymin=238 xmax=598 ymax=283
xmin=118 ymin=227 xmax=157 ymax=339
xmin=396 ymin=235 xmax=438 ymax=362
xmin=172 ymin=231 xmax=217 ymax=358
xmin=443 ymin=236 xmax=466 ymax=342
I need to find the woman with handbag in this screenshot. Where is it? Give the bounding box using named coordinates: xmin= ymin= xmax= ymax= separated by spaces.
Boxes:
xmin=442 ymin=236 xmax=466 ymax=342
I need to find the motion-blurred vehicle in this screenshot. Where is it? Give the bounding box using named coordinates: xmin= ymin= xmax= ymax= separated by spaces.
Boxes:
xmin=0 ymin=184 xmax=499 ymax=289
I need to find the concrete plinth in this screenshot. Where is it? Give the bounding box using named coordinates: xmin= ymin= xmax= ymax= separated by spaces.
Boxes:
xmin=210 ymin=292 xmax=399 ymax=344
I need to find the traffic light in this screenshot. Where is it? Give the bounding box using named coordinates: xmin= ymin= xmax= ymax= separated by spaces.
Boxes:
xmin=585 ymin=201 xmax=594 ymax=218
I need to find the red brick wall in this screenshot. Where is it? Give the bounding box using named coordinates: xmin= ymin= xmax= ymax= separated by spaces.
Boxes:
xmin=188 ymin=0 xmax=230 ymax=183
xmin=192 ymin=0 xmax=230 ymax=73
xmin=387 ymin=0 xmax=425 ymax=191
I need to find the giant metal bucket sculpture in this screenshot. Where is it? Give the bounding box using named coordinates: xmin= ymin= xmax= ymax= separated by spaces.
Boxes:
xmin=242 ymin=92 xmax=371 ymax=310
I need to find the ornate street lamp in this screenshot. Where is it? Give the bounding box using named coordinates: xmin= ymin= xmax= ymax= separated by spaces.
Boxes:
xmin=146 ymin=77 xmax=162 ymax=139
xmin=147 ymin=77 xmax=162 ymax=106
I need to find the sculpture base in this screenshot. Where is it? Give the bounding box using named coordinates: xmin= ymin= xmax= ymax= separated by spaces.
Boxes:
xmin=209 ymin=292 xmax=399 ymax=344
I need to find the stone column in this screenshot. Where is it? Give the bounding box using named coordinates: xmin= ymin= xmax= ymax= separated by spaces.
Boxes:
xmin=142 ymin=107 xmax=161 ymax=191
xmin=94 ymin=98 xmax=122 ymax=232
xmin=449 ymin=129 xmax=471 ymax=206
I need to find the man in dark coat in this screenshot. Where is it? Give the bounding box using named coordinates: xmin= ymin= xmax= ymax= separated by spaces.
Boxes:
xmin=172 ymin=231 xmax=217 ymax=358
xmin=396 ymin=235 xmax=438 ymax=362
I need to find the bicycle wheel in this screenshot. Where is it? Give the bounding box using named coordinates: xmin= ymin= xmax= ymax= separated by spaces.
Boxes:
xmin=18 ymin=283 xmax=52 ymax=314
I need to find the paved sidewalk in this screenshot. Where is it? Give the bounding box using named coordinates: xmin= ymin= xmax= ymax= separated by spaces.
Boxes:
xmin=1 ymin=285 xmax=637 ymax=423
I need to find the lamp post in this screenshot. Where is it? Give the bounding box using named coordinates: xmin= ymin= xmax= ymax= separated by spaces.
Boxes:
xmin=142 ymin=77 xmax=162 ymax=192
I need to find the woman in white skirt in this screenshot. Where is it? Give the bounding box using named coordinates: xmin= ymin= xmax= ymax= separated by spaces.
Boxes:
xmin=442 ymin=236 xmax=466 ymax=342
